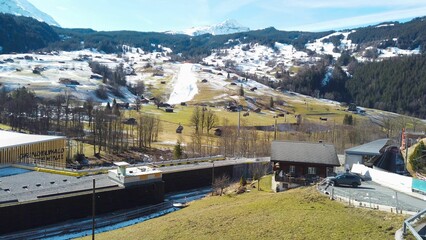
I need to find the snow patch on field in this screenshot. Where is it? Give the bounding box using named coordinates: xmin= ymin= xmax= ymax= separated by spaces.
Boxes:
xmin=305 ymin=31 xmax=357 ymax=59
xmin=378 ymin=47 xmax=421 ymax=58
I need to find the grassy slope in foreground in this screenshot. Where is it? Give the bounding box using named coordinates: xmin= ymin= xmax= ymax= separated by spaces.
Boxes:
xmin=82 ymin=185 xmax=405 ymax=240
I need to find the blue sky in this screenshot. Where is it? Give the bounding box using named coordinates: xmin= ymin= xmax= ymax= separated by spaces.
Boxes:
xmin=28 ymin=0 xmax=426 ymax=32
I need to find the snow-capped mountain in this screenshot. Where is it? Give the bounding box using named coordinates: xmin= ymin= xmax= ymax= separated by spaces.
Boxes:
xmin=169 ymin=19 xmax=250 ymax=36
xmin=0 ymin=0 xmax=59 ymax=26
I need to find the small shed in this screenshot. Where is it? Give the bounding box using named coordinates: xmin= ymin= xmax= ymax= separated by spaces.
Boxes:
xmin=214 ymin=128 xmax=222 ymax=136
xmin=176 ymin=125 xmax=184 ymax=134
xmin=59 ymin=78 xmax=80 ymax=85
xmin=201 ymin=79 xmax=208 ymax=83
xmin=90 ymin=74 xmax=103 ymax=80
xmin=250 ymin=87 xmax=257 ymax=91
xmin=165 ymin=108 xmax=174 ymax=113
xmin=159 ymin=102 xmax=172 ymax=108
xmin=116 ymin=102 xmax=130 ymax=109
xmin=123 ymin=118 xmax=137 ymax=125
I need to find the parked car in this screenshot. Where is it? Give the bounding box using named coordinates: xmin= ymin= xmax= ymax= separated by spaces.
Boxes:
xmin=326 ymin=173 xmax=361 ymax=187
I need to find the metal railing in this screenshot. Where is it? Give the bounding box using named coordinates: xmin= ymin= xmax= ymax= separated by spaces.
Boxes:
xmin=317 ymin=183 xmax=422 ymax=213
xmin=154 ymin=155 xmax=225 ymax=166
xmin=403 ymin=208 xmax=426 ymax=239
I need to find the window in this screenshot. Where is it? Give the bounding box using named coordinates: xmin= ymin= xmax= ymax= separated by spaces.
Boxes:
xmin=289 ymin=165 xmax=295 ymax=174
xmin=307 ymin=167 xmax=316 ymax=175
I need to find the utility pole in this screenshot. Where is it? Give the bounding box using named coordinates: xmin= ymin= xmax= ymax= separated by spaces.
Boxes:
xmin=237 ymin=105 xmax=242 ymax=137
xmin=210 ymin=161 xmax=215 ymax=195
xmin=92 ymin=179 xmax=96 ymax=240
xmin=395 ymin=191 xmax=399 ymax=213
xmin=405 ymin=131 xmax=408 ymax=166
xmin=273 ymin=116 xmax=278 ymax=140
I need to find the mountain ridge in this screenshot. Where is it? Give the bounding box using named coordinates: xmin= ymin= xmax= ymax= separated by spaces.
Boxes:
xmin=167 ymin=19 xmax=250 ymax=36
xmin=0 ymin=0 xmax=59 ymax=26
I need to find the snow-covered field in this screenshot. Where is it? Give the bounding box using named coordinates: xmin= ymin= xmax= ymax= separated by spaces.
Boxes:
xmin=167 ymin=63 xmax=198 ymax=104
xmin=0 ymin=46 xmax=174 ymax=103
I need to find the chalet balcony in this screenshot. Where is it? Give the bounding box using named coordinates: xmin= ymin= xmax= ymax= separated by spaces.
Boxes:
xmin=274 ymin=174 xmax=317 ymax=185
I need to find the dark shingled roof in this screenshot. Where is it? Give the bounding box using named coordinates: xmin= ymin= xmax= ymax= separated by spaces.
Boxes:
xmin=271 ymin=141 xmax=340 ymax=166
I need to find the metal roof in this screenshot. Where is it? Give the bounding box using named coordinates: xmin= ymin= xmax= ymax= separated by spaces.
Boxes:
xmin=0 ymin=170 xmax=117 ymax=203
xmin=345 ymin=139 xmax=390 ymax=156
xmin=271 ymin=141 xmax=340 ymax=166
xmin=0 ymin=130 xmax=65 ymax=149
xmin=113 ymin=162 xmax=130 ymax=166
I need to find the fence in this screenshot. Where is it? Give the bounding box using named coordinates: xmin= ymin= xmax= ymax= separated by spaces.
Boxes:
xmin=403 ymin=208 xmax=426 ymax=239
xmin=318 ymin=184 xmax=422 ymax=213
xmin=154 ymin=155 xmax=225 ymax=167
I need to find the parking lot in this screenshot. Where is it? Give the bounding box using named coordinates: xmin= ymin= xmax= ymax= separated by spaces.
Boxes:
xmin=320 ymin=181 xmax=426 ymax=212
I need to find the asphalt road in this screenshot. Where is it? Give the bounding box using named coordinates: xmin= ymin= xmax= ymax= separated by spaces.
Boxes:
xmin=321 ymin=181 xmax=426 ymax=212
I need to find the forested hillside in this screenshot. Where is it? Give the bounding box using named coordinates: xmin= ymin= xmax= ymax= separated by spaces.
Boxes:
xmin=347 ymin=55 xmax=426 ymax=117
xmin=0 ymin=13 xmax=59 ymax=53
xmin=49 ymin=27 xmax=332 ymax=57
xmin=348 ymin=17 xmax=426 ymax=51
xmin=1 ymin=12 xmax=424 ymax=57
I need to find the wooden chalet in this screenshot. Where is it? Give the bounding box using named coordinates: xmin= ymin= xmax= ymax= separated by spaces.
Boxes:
xmin=271 ymin=141 xmax=340 ymax=192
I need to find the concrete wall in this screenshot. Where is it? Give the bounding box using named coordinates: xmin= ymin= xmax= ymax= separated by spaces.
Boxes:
xmin=345 ymin=154 xmax=362 ymax=168
xmin=351 ymin=163 xmax=412 ymax=193
xmin=162 ymin=163 xmax=268 ymax=193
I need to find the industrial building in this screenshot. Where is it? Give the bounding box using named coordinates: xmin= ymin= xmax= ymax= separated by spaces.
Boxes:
xmin=0 ymin=130 xmax=66 ymax=167
xmin=344 ymin=139 xmax=391 ymax=169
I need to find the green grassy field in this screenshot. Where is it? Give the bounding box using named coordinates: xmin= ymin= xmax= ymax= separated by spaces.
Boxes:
xmin=81 ymin=184 xmax=406 ymax=240
xmin=0 ymin=123 xmax=12 ymax=130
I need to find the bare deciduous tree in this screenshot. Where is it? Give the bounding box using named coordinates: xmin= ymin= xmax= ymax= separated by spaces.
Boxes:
xmin=205 ymin=109 xmax=218 ymax=134
xmin=250 ymin=162 xmax=270 ymax=191
xmin=190 ymin=106 xmax=201 ymax=134
xmin=213 ymin=175 xmax=230 ymax=196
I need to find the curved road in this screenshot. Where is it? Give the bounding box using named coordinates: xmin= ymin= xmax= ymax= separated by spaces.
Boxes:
xmin=320 ymin=181 xmax=426 ymax=212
